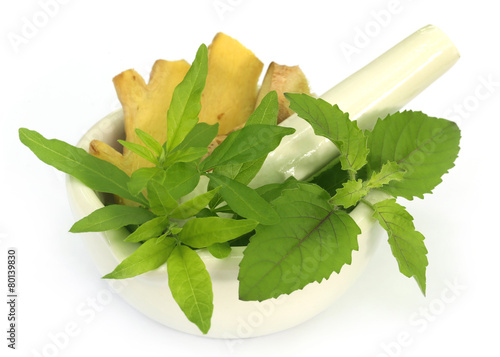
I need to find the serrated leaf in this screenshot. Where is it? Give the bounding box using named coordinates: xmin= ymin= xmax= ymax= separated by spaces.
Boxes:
xmin=367 ymin=111 xmax=461 ymax=199
xmin=167 ymin=44 xmax=208 ymax=152
xmin=208 ymin=173 xmax=280 ymax=225
xmin=238 ymin=183 xmax=361 ymax=301
xmin=135 ymin=128 xmax=163 ymax=157
xmin=285 ymin=93 xmax=369 ymax=173
xmin=147 ymin=181 xmax=178 ymax=216
xmin=330 ymin=179 xmax=369 ymax=208
xmin=167 ymin=245 xmax=213 ymax=334
xmin=199 ymin=124 xmax=295 ymax=172
xmin=124 ymin=216 xmax=170 ymax=242
xmin=19 ymin=128 xmax=147 ymax=205
xmin=308 ymin=159 xmax=350 ymax=196
xmin=170 ymin=187 xmax=220 ymax=220
xmin=70 ymin=205 xmax=156 ymax=233
xmin=102 ymin=236 xmax=176 ymax=279
xmin=118 ymin=140 xmax=159 ymax=165
xmin=372 ymin=199 xmax=428 ymax=294
xmin=207 ymin=242 xmax=232 ymax=259
xmin=179 ymin=217 xmax=258 ymax=248
xmin=366 ymin=161 xmax=406 ymax=189
xmin=128 ymin=167 xmax=164 ymax=195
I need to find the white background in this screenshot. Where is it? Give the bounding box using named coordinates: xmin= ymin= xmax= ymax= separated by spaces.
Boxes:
xmin=2 ymin=0 xmax=499 ymax=356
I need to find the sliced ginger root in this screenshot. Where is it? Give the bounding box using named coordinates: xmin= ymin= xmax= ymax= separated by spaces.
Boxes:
xmin=199 ymin=33 xmax=263 ymax=135
xmin=256 ymin=62 xmax=311 ymax=124
xmin=90 ymin=59 xmax=190 ymax=177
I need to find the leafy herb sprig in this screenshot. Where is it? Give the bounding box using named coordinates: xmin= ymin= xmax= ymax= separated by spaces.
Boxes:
xmin=19 ymin=43 xmax=461 ymax=334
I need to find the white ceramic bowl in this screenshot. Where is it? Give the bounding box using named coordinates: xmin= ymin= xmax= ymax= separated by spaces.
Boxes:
xmin=66 ymin=109 xmax=382 ymax=338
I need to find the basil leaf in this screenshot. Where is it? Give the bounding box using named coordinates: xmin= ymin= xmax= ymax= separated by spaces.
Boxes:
xmin=167 ymin=245 xmax=213 ymax=334
xmin=147 ymin=181 xmax=178 ymax=216
xmin=330 ymin=179 xmax=369 ymax=208
xmin=19 ymin=128 xmax=147 ymax=205
xmin=207 ymin=242 xmax=231 ymax=259
xmin=170 ymin=187 xmax=221 ymax=220
xmin=238 ymin=183 xmax=361 ymax=301
xmin=199 ymin=124 xmax=295 ymax=172
xmin=365 ymin=161 xmax=406 ymax=189
xmin=70 ymin=205 xmax=156 ymax=233
xmin=367 ymin=111 xmax=461 ymax=199
xmin=124 ymin=216 xmax=170 ymax=242
xmin=208 ymin=173 xmax=280 ymax=225
xmin=285 ymin=93 xmax=369 ymax=173
xmin=166 ymin=44 xmax=208 ymax=152
xmin=102 ymin=236 xmax=176 ymax=279
xmin=178 ymin=217 xmax=258 ymax=248
xmin=308 ymin=159 xmax=350 ymax=196
xmin=372 ymin=199 xmax=428 ymax=294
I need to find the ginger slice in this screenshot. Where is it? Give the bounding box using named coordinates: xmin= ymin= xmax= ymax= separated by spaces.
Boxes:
xmin=90 ymin=59 xmax=190 ymax=176
xmin=199 ymin=33 xmax=263 ymax=135
xmin=255 ymin=62 xmax=311 ymax=123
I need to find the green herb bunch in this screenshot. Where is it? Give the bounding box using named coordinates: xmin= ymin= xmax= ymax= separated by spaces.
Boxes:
xmin=19 ymin=43 xmax=461 ymax=334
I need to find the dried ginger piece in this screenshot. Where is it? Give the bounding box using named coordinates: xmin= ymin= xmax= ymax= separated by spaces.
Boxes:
xmin=90 ymin=60 xmax=190 ymax=176
xmin=206 ymin=62 xmax=312 ymax=156
xmin=255 ymin=62 xmax=311 ymax=123
xmin=199 ymin=33 xmax=263 ymax=135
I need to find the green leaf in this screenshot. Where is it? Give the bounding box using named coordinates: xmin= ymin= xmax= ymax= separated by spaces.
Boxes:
xmin=371 ymin=199 xmax=428 ymax=294
xmin=19 ymin=128 xmax=147 ymax=205
xmin=199 ymin=124 xmax=295 ymax=172
xmin=330 ymin=179 xmax=369 ymax=208
xmin=166 ymin=44 xmax=208 ymax=152
xmin=102 ymin=236 xmax=176 ymax=279
xmin=330 ymin=162 xmax=405 ymax=208
xmin=118 ymin=140 xmax=159 ymax=165
xmin=147 ymin=181 xmax=178 ymax=216
xmin=170 ymin=187 xmax=221 ymax=220
xmin=160 ymin=162 xmax=200 ymax=200
xmin=207 ymin=242 xmax=232 ymax=259
xmin=167 ymin=245 xmax=213 ymax=334
xmin=285 ymin=93 xmax=369 ymax=173
xmin=128 ymin=167 xmax=164 ymax=195
xmin=256 ymin=176 xmax=301 ymax=203
xmin=367 ymin=111 xmax=461 ymax=199
xmin=164 ymin=147 xmax=208 ymax=167
xmin=179 ymin=217 xmax=258 ymax=248
xmin=245 ymin=91 xmax=279 ymax=126
xmin=170 ymin=122 xmax=219 ymax=153
xmin=308 ymin=158 xmax=350 ymax=196
xmin=124 ymin=216 xmax=170 ymax=242
xmin=208 ymin=173 xmax=280 ymax=225
xmin=135 ymin=128 xmax=163 ymax=156
xmin=211 ymin=91 xmax=280 ymax=185
xmin=70 ymin=205 xmax=156 ymax=233
xmin=366 ymin=161 xmax=406 ymax=189
xmin=238 ymin=183 xmax=361 ymax=301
